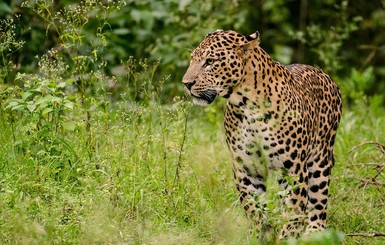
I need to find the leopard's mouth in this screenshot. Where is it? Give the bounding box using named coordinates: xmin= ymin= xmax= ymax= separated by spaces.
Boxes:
xmin=190 ymin=89 xmax=217 ymax=106
xmin=192 ymin=97 xmax=210 ymax=106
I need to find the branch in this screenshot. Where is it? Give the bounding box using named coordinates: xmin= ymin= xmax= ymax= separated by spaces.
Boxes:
xmin=345 ymin=232 xmax=385 ymax=237
xmin=172 ymin=103 xmax=191 ymax=186
xmin=358 ymin=44 xmax=385 ymax=50
xmin=357 ymin=44 xmax=385 ymax=70
xmin=359 ymin=178 xmax=385 ymax=188
xmin=349 ymin=141 xmax=385 ymax=155
xmin=349 ymin=142 xmax=385 ymax=188
xmin=351 ymin=163 xmax=385 ymax=167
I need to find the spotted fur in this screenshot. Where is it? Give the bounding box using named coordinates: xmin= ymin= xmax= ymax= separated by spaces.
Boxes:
xmin=182 ymin=30 xmax=342 ymax=238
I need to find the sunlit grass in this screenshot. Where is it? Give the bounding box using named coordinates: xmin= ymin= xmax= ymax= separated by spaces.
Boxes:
xmin=1 ymin=95 xmax=385 ymax=244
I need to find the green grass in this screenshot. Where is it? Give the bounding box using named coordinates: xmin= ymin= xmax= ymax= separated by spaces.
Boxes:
xmin=0 ymin=92 xmax=385 ymax=244
xmin=329 ymin=102 xmax=385 ymax=245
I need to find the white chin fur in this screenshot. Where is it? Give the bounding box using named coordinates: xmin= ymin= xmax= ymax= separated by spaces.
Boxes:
xmin=193 ymin=97 xmax=209 ymax=106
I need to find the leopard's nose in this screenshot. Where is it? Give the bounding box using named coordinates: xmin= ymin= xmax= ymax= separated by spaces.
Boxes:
xmin=184 ymin=80 xmax=196 ymax=90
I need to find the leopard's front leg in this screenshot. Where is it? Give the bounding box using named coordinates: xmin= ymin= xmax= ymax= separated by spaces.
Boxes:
xmin=232 ymin=156 xmax=267 ymax=220
xmin=225 ymin=107 xmax=269 ymax=234
xmin=278 ymin=162 xmax=309 ymax=239
xmin=231 ymin=153 xmax=270 ymax=241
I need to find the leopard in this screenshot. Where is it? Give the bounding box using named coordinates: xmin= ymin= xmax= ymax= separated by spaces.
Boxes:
xmin=182 ymin=29 xmax=342 ymax=238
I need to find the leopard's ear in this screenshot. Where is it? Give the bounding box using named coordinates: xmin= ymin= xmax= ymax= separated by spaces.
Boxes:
xmin=205 ymin=29 xmax=224 ymax=38
xmin=238 ymin=31 xmax=260 ymax=58
xmin=245 ymin=31 xmax=260 ymax=43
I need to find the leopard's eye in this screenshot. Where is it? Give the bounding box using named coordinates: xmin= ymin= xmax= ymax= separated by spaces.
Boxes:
xmin=204 ymin=58 xmax=215 ymax=67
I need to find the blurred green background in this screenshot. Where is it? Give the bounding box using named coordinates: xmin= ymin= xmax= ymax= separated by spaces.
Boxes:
xmin=1 ymin=0 xmax=385 ymax=103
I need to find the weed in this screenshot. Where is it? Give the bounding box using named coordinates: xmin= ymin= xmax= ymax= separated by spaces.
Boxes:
xmin=0 ymin=17 xmax=26 ymax=82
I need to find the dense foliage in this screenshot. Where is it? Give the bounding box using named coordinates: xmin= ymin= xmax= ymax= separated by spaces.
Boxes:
xmin=0 ymin=0 xmax=384 ymax=244
xmin=1 ymin=0 xmax=385 ymax=101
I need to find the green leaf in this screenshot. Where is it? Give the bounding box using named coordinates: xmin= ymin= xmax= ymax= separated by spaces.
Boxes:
xmin=35 ymin=97 xmax=48 ymax=105
xmin=58 ymin=82 xmax=67 ymax=88
xmin=0 ymin=3 xmax=12 ymax=14
xmin=113 ymin=28 xmax=130 ymax=35
xmin=6 ymin=101 xmax=20 ymax=110
xmin=42 ymin=107 xmax=53 ymax=116
xmin=9 ymin=104 xmax=25 ymax=111
xmin=62 ymin=122 xmax=76 ymax=131
xmin=179 ymin=0 xmax=192 ymax=10
xmin=64 ymin=101 xmax=74 ymax=110
xmin=50 ymin=97 xmax=61 ymax=103
xmin=22 ymin=91 xmax=33 ymax=101
xmin=27 ymin=103 xmax=36 ymax=112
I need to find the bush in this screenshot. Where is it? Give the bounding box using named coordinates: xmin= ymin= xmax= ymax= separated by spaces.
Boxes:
xmin=2 ymin=0 xmax=385 ymax=101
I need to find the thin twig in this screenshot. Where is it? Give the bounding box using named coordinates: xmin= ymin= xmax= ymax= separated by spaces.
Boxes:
xmin=349 ymin=142 xmax=385 ymax=188
xmin=357 ymin=44 xmax=385 ymax=70
xmin=351 ymin=163 xmax=385 ymax=167
xmin=349 ymin=141 xmax=385 ymax=155
xmin=173 ymin=103 xmax=191 ymax=186
xmin=358 ymin=165 xmax=385 ymax=188
xmin=345 ymin=232 xmax=385 ymax=237
xmin=358 ymin=44 xmax=385 ymax=50
xmin=359 ymin=178 xmax=385 ymax=188
xmin=370 ymin=165 xmax=385 ymax=180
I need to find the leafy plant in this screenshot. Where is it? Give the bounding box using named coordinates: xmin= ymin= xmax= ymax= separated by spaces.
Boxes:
xmin=290 ymin=1 xmax=362 ymax=74
xmin=4 ymin=69 xmax=76 ymax=168
xmin=6 ymin=73 xmax=75 ymax=131
xmin=0 ymin=17 xmax=25 ymax=82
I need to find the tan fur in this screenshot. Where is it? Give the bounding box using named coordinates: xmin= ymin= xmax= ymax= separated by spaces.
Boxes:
xmin=183 ymin=30 xmax=342 ymax=238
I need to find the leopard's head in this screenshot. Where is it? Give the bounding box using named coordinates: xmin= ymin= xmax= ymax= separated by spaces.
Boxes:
xmin=182 ymin=30 xmax=260 ymax=105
